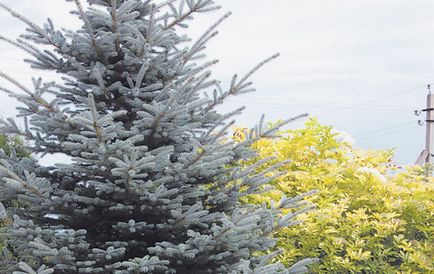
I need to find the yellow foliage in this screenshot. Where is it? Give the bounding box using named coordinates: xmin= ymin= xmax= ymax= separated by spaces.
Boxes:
xmin=240 ymin=118 xmax=434 ymax=273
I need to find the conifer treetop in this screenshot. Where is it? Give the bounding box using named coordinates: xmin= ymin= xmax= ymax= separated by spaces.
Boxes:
xmin=0 ymin=0 xmax=315 ymax=273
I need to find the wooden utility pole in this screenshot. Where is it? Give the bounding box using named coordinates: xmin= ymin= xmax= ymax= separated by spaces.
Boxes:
xmin=415 ymin=85 xmax=434 ymax=165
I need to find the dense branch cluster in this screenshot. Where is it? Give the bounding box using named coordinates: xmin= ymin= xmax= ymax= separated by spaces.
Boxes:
xmin=0 ymin=1 xmax=315 ymax=273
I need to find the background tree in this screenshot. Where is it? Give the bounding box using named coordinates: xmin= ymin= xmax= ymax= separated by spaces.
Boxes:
xmin=241 ymin=119 xmax=434 ymax=273
xmin=0 ymin=0 xmax=316 ymax=273
xmin=0 ymin=133 xmax=31 ymax=272
xmin=0 ymin=134 xmax=29 ymax=159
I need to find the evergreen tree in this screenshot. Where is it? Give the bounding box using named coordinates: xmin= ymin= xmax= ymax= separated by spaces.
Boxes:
xmin=0 ymin=1 xmax=316 ymax=273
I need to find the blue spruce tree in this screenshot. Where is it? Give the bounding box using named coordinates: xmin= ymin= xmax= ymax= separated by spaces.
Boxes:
xmin=0 ymin=0 xmax=317 ymax=273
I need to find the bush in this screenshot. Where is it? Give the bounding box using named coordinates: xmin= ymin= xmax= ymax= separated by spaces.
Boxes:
xmin=239 ymin=118 xmax=434 ymax=273
xmin=0 ymin=134 xmax=30 ymax=271
xmin=0 ymin=134 xmax=29 ymax=159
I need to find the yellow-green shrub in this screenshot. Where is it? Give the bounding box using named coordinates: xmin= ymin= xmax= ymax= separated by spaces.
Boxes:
xmin=240 ymin=119 xmax=434 ymax=273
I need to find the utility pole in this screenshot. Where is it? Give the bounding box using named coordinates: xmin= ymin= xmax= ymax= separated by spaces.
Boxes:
xmin=415 ymin=84 xmax=434 ymax=165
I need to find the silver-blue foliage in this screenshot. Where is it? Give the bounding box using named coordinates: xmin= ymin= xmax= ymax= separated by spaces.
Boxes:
xmin=0 ymin=0 xmax=317 ymax=273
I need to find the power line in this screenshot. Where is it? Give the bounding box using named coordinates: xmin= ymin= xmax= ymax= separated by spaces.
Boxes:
xmin=218 ymin=79 xmax=416 ymax=88
xmin=238 ymin=95 xmax=413 ymax=109
xmin=357 ymin=126 xmax=420 ymax=142
xmin=231 ymin=98 xmax=414 ymax=112
xmin=353 ymin=122 xmax=416 ymax=138
xmin=0 ymin=62 xmax=425 ymax=90
xmin=0 ymin=64 xmax=420 ymax=89
xmin=319 ymin=85 xmax=426 ymax=116
xmin=0 ymin=59 xmax=426 ymax=116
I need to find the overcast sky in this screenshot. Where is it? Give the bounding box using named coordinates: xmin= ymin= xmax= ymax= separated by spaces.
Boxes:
xmin=1 ymin=0 xmax=434 ymax=164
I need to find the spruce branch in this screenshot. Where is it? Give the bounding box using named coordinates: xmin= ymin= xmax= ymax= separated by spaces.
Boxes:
xmin=88 ymin=94 xmax=105 ymax=146
xmin=181 ymin=70 xmax=212 ymax=102
xmin=185 ymin=11 xmax=231 ymax=61
xmin=0 ymin=2 xmax=53 ymax=45
xmin=1 ymin=33 xmax=69 ymax=73
xmin=207 ymin=157 xmax=275 ymax=193
xmin=149 ymin=12 xmax=229 ymax=89
xmin=0 ymin=86 xmax=15 ymax=95
xmin=146 ymin=93 xmax=176 ymax=139
xmin=14 ymin=262 xmax=54 ymax=274
xmin=187 ymin=146 xmax=206 ymax=167
xmin=0 ymin=71 xmax=33 ymax=96
xmin=278 ymin=190 xmax=319 ymax=210
xmin=194 ymin=11 xmax=231 ymax=49
xmin=212 ymin=209 xmax=257 ymax=241
xmin=156 ymin=0 xmax=178 ymax=9
xmin=200 ymin=106 xmax=245 ymax=144
xmin=146 ymin=3 xmax=157 ymax=45
xmin=0 ymin=71 xmax=57 ymax=113
xmin=0 ymin=72 xmax=82 ymax=152
xmin=234 ymin=113 xmax=309 ymax=150
xmin=164 ymin=0 xmax=220 ymax=30
xmin=164 ymin=6 xmax=196 ymax=29
xmin=0 ymin=165 xmax=46 ymax=200
xmin=110 ymin=0 xmax=121 ymax=54
xmin=0 ymin=35 xmax=40 ymax=59
xmin=235 ymin=53 xmax=280 ymax=91
xmin=204 ymin=54 xmax=281 ymax=112
xmin=0 ymin=1 xmax=67 ymax=54
xmin=72 ymin=0 xmax=108 ymax=64
xmin=208 ymin=119 xmax=235 ymax=145
xmin=0 ymin=3 xmax=75 ymax=71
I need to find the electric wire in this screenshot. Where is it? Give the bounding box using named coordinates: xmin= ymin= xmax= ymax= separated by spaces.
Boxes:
xmin=319 ymin=85 xmax=426 ymax=116
xmin=219 ymin=79 xmax=414 ymax=88
xmin=357 ymin=126 xmax=420 ymax=142
xmin=0 ymin=58 xmax=428 ymax=145
xmin=237 ymin=95 xmax=413 ymax=109
xmin=231 ymin=99 xmax=413 ymax=112
xmin=353 ymin=122 xmax=416 ymax=138
xmin=0 ymin=67 xmax=421 ymax=112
